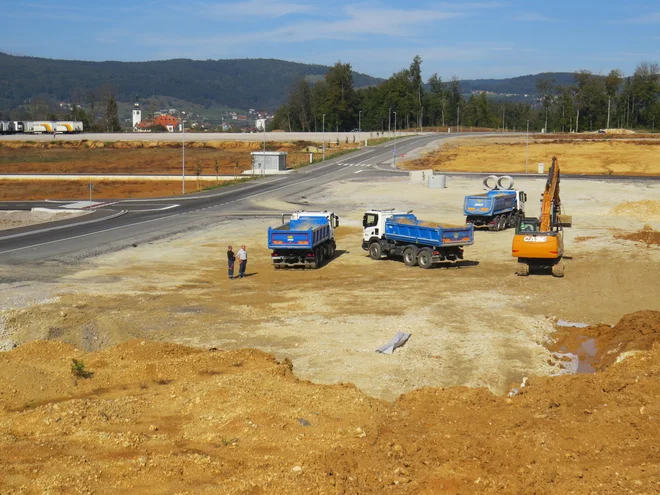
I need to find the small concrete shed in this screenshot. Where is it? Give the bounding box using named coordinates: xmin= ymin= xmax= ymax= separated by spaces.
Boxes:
xmin=251 ymin=151 xmax=288 ymax=173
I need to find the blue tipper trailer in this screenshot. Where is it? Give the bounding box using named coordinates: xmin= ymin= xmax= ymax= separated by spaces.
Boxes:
xmin=362 ymin=210 xmax=474 ymax=269
xmin=463 ymin=190 xmax=526 ymax=231
xmin=268 ymin=212 xmax=338 ymax=269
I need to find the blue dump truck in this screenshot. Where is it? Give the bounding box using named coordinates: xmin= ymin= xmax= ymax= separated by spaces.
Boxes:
xmin=362 ymin=209 xmax=474 ymax=269
xmin=268 ymin=211 xmax=339 ymax=269
xmin=464 ymin=189 xmax=527 ymax=231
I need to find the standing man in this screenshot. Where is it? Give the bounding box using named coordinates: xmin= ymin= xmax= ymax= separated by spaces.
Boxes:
xmin=237 ymin=245 xmax=247 ymax=278
xmin=227 ymin=245 xmax=236 ymax=280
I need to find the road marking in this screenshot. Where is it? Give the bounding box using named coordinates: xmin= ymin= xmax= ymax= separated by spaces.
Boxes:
xmin=354 ymin=170 xmax=364 ymax=174
xmin=126 ymin=204 xmax=180 ymax=212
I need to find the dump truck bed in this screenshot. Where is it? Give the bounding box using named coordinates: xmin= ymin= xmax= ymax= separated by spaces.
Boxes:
xmin=464 ymin=190 xmax=517 ymax=217
xmin=268 ymin=217 xmax=332 ymax=250
xmin=385 ymin=214 xmax=474 ymax=247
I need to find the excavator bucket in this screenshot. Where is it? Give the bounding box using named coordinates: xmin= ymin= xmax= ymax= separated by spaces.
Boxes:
xmin=557 ymin=214 xmax=572 ymax=227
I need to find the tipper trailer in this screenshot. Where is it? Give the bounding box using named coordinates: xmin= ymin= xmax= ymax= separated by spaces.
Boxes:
xmin=268 ymin=211 xmax=339 ymax=269
xmin=362 ymin=209 xmax=474 ymax=269
xmin=464 ymin=189 xmax=527 ymax=231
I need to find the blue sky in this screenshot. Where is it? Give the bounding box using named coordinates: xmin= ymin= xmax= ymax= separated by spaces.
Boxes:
xmin=1 ymin=0 xmax=658 ymax=80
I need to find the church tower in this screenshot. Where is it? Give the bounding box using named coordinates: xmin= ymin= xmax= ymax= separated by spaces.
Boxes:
xmin=132 ymin=96 xmax=142 ymax=129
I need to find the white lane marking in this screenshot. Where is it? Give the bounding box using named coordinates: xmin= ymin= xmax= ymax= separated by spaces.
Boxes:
xmin=354 ymin=170 xmax=364 ymax=174
xmin=0 ymin=212 xmax=184 ymax=255
xmin=125 ymin=204 xmax=180 ymax=212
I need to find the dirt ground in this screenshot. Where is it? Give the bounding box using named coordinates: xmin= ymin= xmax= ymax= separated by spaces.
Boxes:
xmin=1 ymin=173 xmax=659 ymax=492
xmin=0 ymin=179 xmax=237 ymax=201
xmin=0 ymin=209 xmax=85 ymax=231
xmin=0 ymin=139 xmax=358 ymax=201
xmin=405 ymin=135 xmax=660 ymax=175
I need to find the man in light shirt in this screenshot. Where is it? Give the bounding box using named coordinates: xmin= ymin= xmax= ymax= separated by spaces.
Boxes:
xmin=236 ymin=245 xmax=248 ymax=278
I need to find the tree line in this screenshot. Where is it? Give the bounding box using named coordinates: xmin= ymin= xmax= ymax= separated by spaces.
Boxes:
xmin=271 ymin=57 xmax=660 ymax=133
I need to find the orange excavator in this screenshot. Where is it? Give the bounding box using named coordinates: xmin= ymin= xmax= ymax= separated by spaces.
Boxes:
xmin=512 ymin=156 xmax=572 ymax=277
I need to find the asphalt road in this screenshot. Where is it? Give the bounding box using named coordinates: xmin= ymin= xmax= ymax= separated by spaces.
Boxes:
xmin=0 ymin=133 xmax=440 ymax=266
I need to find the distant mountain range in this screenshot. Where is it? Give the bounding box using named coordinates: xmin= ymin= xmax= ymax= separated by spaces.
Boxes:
xmin=0 ymin=52 xmax=579 ymax=115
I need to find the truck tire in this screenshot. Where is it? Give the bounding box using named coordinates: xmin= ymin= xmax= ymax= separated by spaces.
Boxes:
xmin=551 ymin=263 xmax=565 ymax=278
xmin=417 ymin=248 xmax=433 ymax=269
xmin=327 ymin=243 xmax=335 ymax=259
xmin=489 ymin=215 xmax=500 ymax=231
xmin=369 ymin=242 xmax=382 ymax=260
xmin=316 ymin=248 xmax=324 ymax=268
xmin=498 ymin=215 xmax=507 ymax=231
xmin=403 ymin=246 xmax=418 ymax=267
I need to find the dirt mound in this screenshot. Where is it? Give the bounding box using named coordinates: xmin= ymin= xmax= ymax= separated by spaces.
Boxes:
xmin=615 ymin=225 xmax=660 ymax=246
xmin=1 ymin=317 xmax=659 ymax=493
xmin=549 ymin=310 xmax=660 ymax=371
xmin=612 ymin=200 xmax=660 ymax=221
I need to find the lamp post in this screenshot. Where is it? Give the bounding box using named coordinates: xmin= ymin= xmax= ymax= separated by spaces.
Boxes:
xmin=262 ymin=123 xmax=266 ymax=177
xmin=457 ymin=107 xmax=460 ymax=133
xmin=181 ymin=119 xmax=186 ymax=194
xmin=526 ymin=120 xmax=529 ymax=174
xmin=322 ymin=113 xmax=326 ymax=161
xmin=392 ymin=111 xmax=397 ymax=168
xmin=388 ymin=107 xmax=391 ymax=135
xmin=358 ymin=110 xmax=362 ymax=133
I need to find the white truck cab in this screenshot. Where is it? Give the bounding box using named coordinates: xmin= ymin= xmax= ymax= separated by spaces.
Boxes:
xmin=285 ymin=210 xmax=340 ymax=229
xmin=362 ymin=209 xmax=410 ymax=244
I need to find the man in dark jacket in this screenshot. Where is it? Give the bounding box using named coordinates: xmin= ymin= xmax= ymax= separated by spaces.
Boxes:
xmin=227 ymin=245 xmax=236 ymax=279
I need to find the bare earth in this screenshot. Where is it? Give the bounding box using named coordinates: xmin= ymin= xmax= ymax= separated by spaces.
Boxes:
xmin=405 ymin=135 xmax=660 ymax=175
xmin=1 ymin=149 xmax=660 ymax=492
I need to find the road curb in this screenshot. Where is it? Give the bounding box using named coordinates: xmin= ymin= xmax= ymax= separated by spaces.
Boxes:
xmin=0 ymin=209 xmax=128 ymax=242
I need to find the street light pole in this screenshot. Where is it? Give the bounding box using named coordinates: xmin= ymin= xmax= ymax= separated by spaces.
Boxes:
xmin=393 ymin=111 xmax=397 ymax=168
xmin=388 ymin=107 xmax=391 ymax=135
xmin=181 ymin=119 xmax=186 ymax=194
xmin=322 ymin=113 xmax=326 ymax=161
xmin=358 ymin=110 xmax=361 ymax=133
xmin=457 ymin=107 xmax=460 ymax=133
xmin=526 ymin=120 xmax=529 ymax=174
xmin=263 ymin=123 xmax=266 ymax=177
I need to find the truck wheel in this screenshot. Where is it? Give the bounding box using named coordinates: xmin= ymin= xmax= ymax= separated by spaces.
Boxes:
xmin=417 ymin=248 xmax=433 ymax=269
xmin=327 ymin=244 xmax=335 ymax=259
xmin=489 ymin=216 xmax=500 ymax=231
xmin=403 ymin=246 xmax=418 ymax=267
xmin=551 ymin=263 xmax=565 ymax=278
xmin=369 ymin=242 xmax=382 ymax=260
xmin=315 ymin=248 xmax=324 ymax=268
xmin=498 ymin=215 xmax=507 ymax=231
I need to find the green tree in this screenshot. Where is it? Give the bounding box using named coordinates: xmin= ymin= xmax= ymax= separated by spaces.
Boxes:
xmin=409 ymin=55 xmax=424 ymax=129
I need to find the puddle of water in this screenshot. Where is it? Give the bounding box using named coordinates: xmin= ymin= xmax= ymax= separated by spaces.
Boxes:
xmin=576 ymin=337 xmax=597 ymax=373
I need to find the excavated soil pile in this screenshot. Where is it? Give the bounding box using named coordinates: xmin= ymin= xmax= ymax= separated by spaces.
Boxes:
xmin=550 ymin=311 xmax=660 ymax=371
xmin=1 ymin=325 xmax=659 ymax=493
xmin=612 ymin=200 xmax=660 ymax=221
xmin=615 ymin=225 xmax=660 ymax=246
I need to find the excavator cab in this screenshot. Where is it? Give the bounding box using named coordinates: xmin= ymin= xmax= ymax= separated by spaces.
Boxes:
xmin=516 ymin=217 xmax=540 ymax=234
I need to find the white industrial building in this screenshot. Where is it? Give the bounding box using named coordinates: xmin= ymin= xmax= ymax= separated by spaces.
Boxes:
xmin=250 ymin=151 xmax=288 ymax=174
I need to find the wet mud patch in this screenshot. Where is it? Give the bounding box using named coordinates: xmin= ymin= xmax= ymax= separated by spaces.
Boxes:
xmin=615 ymin=225 xmax=660 ymax=247
xmin=548 ymin=311 xmax=660 ymax=372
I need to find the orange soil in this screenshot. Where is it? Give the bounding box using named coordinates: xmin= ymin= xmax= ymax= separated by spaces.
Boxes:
xmin=0 ymin=311 xmax=659 ymax=493
xmin=405 ymin=138 xmax=660 ymax=176
xmin=0 ymin=180 xmax=208 ymax=200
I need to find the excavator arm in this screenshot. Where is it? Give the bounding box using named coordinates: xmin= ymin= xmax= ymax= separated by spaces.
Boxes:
xmin=539 ymin=156 xmax=561 ymax=232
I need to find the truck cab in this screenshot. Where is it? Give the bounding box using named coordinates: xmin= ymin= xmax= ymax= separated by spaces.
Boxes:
xmin=362 ymin=209 xmax=410 ymax=248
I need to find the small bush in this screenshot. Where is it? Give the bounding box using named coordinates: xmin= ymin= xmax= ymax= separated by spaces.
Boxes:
xmin=71 ymin=358 xmax=92 ymax=378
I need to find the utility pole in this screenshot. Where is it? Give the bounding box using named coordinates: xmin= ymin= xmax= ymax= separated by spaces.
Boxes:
xmin=262 ymin=124 xmax=266 ymax=177
xmin=526 ymin=120 xmax=529 ymax=174
xmin=502 ymin=108 xmax=505 ymax=132
xmin=607 ymin=97 xmax=611 ymax=129
xmin=393 ymin=111 xmax=397 ymax=168
xmin=181 ymin=119 xmax=186 ymax=194
xmin=358 ymin=110 xmax=362 ymax=148
xmin=388 ymin=107 xmax=391 ymax=135
xmin=457 ymin=107 xmax=460 ymax=133
xmin=322 ymin=114 xmax=326 ymax=161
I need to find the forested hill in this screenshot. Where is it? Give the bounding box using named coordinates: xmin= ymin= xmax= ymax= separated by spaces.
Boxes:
xmin=459 ymin=72 xmax=578 ymax=95
xmin=0 ymin=53 xmax=383 ymax=112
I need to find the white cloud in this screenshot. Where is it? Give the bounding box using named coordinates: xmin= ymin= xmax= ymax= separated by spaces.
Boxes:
xmin=620 ymin=12 xmax=660 ymax=24
xmin=203 ymin=0 xmax=313 ymax=18
xmin=513 ymin=12 xmax=554 ymax=22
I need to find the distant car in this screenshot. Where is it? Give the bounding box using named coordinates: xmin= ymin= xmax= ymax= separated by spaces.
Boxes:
xmin=350 ymin=128 xmax=362 ymax=132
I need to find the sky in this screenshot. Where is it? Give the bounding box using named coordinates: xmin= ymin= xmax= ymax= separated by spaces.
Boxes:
xmin=1 ymin=0 xmax=659 ymax=80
